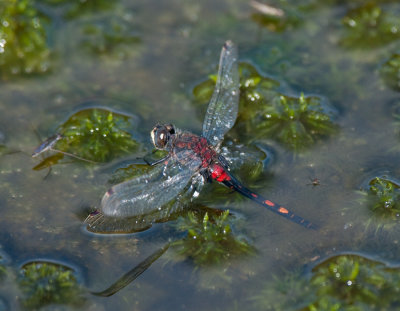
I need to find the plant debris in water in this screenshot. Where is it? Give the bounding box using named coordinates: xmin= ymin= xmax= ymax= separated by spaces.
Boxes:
xmin=171 ymin=210 xmax=254 ymax=266
xmin=18 ymin=261 xmax=84 ymax=309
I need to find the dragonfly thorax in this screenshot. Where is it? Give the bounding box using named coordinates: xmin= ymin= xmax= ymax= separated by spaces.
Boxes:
xmin=150 ymin=123 xmax=175 ymax=150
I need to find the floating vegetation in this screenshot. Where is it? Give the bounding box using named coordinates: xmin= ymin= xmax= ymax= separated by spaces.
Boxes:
xmin=75 ymin=14 xmax=141 ymax=59
xmin=0 ymin=264 xmax=6 ymax=282
xmin=33 ymin=107 xmax=139 ymax=165
xmin=252 ymin=269 xmax=313 ymax=311
xmin=309 ymin=255 xmax=400 ymax=310
xmin=41 ymin=0 xmax=115 ymax=20
xmin=0 ymin=0 xmax=51 ymax=78
xmin=381 ymin=53 xmax=400 ymax=91
xmin=238 ymin=63 xmax=280 ymax=125
xmin=340 ymin=2 xmax=400 ymax=48
xmin=359 ymin=177 xmax=400 ymax=221
xmin=253 ymin=254 xmax=400 ymax=311
xmin=18 ymin=261 xmax=84 ymax=309
xmin=256 ymin=93 xmax=338 ymax=151
xmin=171 ymin=210 xmax=254 ymax=267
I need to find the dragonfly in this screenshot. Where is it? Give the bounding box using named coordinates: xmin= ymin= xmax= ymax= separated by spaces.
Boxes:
xmin=86 ymin=41 xmax=317 ymax=232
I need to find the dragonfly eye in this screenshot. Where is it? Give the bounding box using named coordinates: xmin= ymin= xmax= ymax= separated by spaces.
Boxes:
xmin=151 ymin=124 xmax=174 ymax=149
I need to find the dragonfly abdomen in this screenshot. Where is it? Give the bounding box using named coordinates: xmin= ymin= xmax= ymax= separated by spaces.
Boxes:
xmin=210 ymin=164 xmax=317 ymax=230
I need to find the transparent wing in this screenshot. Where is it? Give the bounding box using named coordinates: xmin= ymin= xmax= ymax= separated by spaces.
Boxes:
xmin=100 ymin=160 xmax=197 ymax=218
xmin=85 ymin=164 xmax=205 ymax=234
xmin=202 ymin=41 xmax=239 ymax=148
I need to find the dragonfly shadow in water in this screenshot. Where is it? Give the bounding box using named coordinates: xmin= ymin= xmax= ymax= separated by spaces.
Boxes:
xmin=91 ymin=242 xmax=170 ymax=297
xmin=89 ymin=207 xmax=252 ymax=297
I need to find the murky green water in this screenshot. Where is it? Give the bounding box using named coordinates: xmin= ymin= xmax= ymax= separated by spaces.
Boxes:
xmin=1 ymin=0 xmax=400 ymax=310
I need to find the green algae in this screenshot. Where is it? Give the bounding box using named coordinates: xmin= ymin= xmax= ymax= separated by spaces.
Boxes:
xmin=171 ymin=210 xmax=254 ymax=267
xmin=41 ymin=0 xmax=115 ymax=20
xmin=33 ymin=107 xmax=139 ymax=166
xmin=340 ymin=2 xmax=400 ymax=48
xmin=381 ymin=53 xmax=400 ymax=91
xmin=75 ymin=15 xmax=141 ymax=59
xmin=18 ymin=261 xmax=84 ymax=309
xmin=359 ymin=177 xmax=400 ymax=221
xmin=255 ymin=93 xmax=338 ymax=151
xmin=0 ymin=0 xmax=51 ymax=78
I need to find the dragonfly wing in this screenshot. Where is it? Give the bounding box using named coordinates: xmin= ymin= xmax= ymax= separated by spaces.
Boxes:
xmin=100 ymin=160 xmax=196 ymax=218
xmin=85 ymin=171 xmax=204 ymax=233
xmin=202 ymin=41 xmax=239 ymax=148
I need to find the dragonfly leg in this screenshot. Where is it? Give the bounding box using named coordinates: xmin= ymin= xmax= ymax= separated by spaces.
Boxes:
xmin=199 ymin=168 xmax=213 ymax=183
xmin=145 ymin=155 xmax=170 ymax=166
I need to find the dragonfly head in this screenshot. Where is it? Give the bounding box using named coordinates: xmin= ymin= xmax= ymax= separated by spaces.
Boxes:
xmin=151 ymin=123 xmax=175 ymax=149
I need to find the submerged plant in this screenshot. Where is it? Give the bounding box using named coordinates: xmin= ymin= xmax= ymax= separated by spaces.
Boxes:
xmin=256 ymin=93 xmax=337 ymax=151
xmin=0 ymin=0 xmax=51 ymax=78
xmin=0 ymin=264 xmax=6 ymax=282
xmin=340 ymin=2 xmax=400 ymax=48
xmin=361 ymin=177 xmax=400 ymax=221
xmin=18 ymin=261 xmax=84 ymax=309
xmin=78 ymin=15 xmax=141 ymax=59
xmin=40 ymin=0 xmax=115 ymax=19
xmin=34 ymin=108 xmax=139 ymax=165
xmin=381 ymin=53 xmax=400 ymax=91
xmin=253 ymin=254 xmax=400 ymax=310
xmin=309 ymin=255 xmax=400 ymax=310
xmin=252 ymin=269 xmax=313 ymax=311
xmin=171 ymin=210 xmax=254 ymax=266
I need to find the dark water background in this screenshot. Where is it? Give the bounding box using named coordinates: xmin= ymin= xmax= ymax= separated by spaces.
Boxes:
xmin=1 ymin=0 xmax=400 ymax=310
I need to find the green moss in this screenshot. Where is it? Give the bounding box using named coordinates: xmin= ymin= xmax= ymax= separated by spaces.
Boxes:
xmin=0 ymin=264 xmax=6 ymax=282
xmin=253 ymin=254 xmax=400 ymax=311
xmin=34 ymin=108 xmax=139 ymax=164
xmin=309 ymin=255 xmax=400 ymax=310
xmin=381 ymin=53 xmax=400 ymax=91
xmin=171 ymin=210 xmax=254 ymax=266
xmin=256 ymin=93 xmax=338 ymax=151
xmin=252 ymin=269 xmax=313 ymax=311
xmin=78 ymin=15 xmax=141 ymax=58
xmin=340 ymin=2 xmax=400 ymax=48
xmin=362 ymin=177 xmax=400 ymax=221
xmin=41 ymin=0 xmax=115 ymax=19
xmin=18 ymin=261 xmax=84 ymax=309
xmin=0 ymin=0 xmax=51 ymax=78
